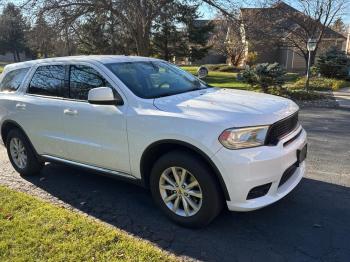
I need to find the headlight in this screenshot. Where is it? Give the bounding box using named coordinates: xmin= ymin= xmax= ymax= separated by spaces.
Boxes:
xmin=218 ymin=126 xmax=269 ymax=149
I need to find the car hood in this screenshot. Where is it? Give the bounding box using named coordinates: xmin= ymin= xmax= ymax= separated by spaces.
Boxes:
xmin=153 ymin=88 xmax=299 ymax=127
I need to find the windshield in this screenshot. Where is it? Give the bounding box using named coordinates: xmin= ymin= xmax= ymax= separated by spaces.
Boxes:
xmin=105 ymin=61 xmax=211 ymax=99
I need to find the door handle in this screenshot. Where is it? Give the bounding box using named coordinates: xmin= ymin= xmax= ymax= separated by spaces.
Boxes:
xmin=64 ymin=109 xmax=78 ymax=116
xmin=16 ymin=103 xmax=26 ymax=110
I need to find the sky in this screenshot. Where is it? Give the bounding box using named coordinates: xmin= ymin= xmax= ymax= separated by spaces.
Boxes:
xmin=199 ymin=0 xmax=350 ymax=25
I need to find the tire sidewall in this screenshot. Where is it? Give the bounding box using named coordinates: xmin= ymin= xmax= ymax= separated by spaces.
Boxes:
xmin=150 ymin=151 xmax=222 ymax=227
xmin=6 ymin=129 xmax=41 ymax=176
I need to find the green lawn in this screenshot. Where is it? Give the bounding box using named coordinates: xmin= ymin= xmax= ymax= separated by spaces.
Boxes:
xmin=0 ymin=62 xmax=9 ymax=73
xmin=0 ymin=186 xmax=177 ymax=262
xmin=181 ymin=66 xmax=254 ymax=90
xmin=180 ymin=65 xmax=341 ymax=100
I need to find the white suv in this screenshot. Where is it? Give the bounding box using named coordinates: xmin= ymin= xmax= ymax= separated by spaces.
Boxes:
xmin=0 ymin=56 xmax=307 ymax=227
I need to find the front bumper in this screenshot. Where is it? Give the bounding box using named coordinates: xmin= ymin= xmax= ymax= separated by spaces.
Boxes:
xmin=212 ymin=125 xmax=307 ymax=212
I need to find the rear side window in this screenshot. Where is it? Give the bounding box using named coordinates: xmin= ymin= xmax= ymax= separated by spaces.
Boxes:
xmin=69 ymin=65 xmax=110 ymax=101
xmin=28 ymin=65 xmax=66 ymax=97
xmin=0 ymin=68 xmax=30 ymax=92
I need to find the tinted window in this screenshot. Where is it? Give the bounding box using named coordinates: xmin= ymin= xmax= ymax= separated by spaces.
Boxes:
xmin=0 ymin=68 xmax=30 ymax=92
xmin=28 ymin=65 xmax=66 ymax=97
xmin=106 ymin=61 xmax=210 ymax=99
xmin=69 ymin=65 xmax=109 ymax=100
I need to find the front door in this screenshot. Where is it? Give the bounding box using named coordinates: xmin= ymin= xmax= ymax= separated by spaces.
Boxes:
xmin=61 ymin=64 xmax=130 ymax=173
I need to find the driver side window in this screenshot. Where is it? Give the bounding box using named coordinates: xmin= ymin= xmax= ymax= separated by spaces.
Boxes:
xmin=69 ymin=65 xmax=110 ymax=101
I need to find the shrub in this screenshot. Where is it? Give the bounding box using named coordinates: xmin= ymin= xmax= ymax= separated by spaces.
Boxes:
xmin=316 ymin=46 xmax=350 ymax=79
xmin=242 ymin=66 xmax=257 ymax=87
xmin=268 ymin=88 xmax=325 ymax=101
xmin=290 ymin=76 xmax=349 ymax=91
xmin=242 ymin=63 xmax=286 ymax=93
xmin=246 ymin=52 xmax=258 ymax=66
xmin=310 ymin=65 xmax=319 ymax=77
xmin=286 ymin=90 xmax=326 ymax=101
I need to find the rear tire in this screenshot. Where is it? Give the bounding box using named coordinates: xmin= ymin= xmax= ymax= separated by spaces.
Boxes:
xmin=150 ymin=150 xmax=223 ymax=228
xmin=6 ymin=129 xmax=43 ymax=176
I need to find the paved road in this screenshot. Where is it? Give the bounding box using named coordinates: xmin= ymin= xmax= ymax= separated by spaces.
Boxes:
xmin=1 ymin=107 xmax=350 ymax=262
xmin=335 ymin=96 xmax=350 ymax=109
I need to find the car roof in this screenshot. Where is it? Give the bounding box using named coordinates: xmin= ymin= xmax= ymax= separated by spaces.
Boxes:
xmin=3 ymin=55 xmax=161 ymax=72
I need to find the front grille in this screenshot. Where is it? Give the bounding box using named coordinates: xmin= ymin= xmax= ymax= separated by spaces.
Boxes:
xmin=265 ymin=112 xmax=299 ymax=145
xmin=278 ymin=162 xmax=298 ymax=187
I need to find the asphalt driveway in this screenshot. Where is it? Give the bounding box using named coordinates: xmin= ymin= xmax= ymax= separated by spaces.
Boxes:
xmin=0 ymin=107 xmax=349 ymax=262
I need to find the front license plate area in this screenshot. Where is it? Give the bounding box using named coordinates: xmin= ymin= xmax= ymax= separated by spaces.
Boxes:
xmin=296 ymin=144 xmax=307 ymax=166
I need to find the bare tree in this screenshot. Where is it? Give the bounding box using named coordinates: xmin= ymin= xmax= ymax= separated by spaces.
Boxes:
xmin=239 ymin=0 xmax=348 ymax=68
xmin=209 ymin=17 xmax=245 ymax=66
xmin=331 ymin=17 xmax=347 ymax=36
xmin=275 ymin=0 xmax=348 ymax=66
xmin=23 ymin=0 xmax=178 ymax=56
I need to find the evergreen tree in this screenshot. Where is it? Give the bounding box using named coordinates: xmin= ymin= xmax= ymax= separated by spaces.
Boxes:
xmin=76 ymin=13 xmax=136 ymax=55
xmin=28 ymin=14 xmax=55 ymax=58
xmin=152 ymin=4 xmax=190 ymax=61
xmin=0 ymin=3 xmax=28 ymax=61
xmin=152 ymin=4 xmax=214 ymax=62
xmin=186 ymin=19 xmax=214 ymax=62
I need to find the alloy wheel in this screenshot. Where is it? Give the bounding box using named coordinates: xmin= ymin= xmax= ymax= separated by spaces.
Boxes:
xmin=9 ymin=137 xmax=27 ymax=169
xmin=159 ymin=166 xmax=203 ymax=217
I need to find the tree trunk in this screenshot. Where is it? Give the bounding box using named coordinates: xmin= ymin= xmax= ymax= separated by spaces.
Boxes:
xmin=12 ymin=51 xmax=17 ymax=62
xmin=16 ymin=50 xmax=21 ymax=62
xmin=230 ymin=55 xmax=240 ymax=67
xmin=135 ymin=36 xmax=150 ymax=56
xmin=302 ymin=51 xmax=317 ymax=75
xmin=164 ymin=35 xmax=169 ymax=61
xmin=110 ymin=14 xmax=118 ymax=54
xmin=303 ymin=53 xmax=308 ymax=75
xmin=134 ymin=26 xmax=151 ymax=56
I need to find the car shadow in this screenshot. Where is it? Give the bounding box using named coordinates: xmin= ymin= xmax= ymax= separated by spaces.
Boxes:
xmin=24 ymin=163 xmax=350 ymax=262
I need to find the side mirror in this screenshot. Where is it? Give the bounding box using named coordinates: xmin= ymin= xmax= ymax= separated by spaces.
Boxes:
xmin=88 ymin=87 xmax=124 ymax=106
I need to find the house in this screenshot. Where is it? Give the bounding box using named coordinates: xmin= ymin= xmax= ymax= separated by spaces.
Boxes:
xmin=195 ymin=2 xmax=347 ymax=71
xmin=239 ymin=2 xmax=347 ymax=72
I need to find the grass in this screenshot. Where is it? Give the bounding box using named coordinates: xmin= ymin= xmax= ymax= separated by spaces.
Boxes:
xmin=181 ymin=65 xmax=350 ymax=101
xmin=0 ymin=186 xmax=177 ymax=262
xmin=0 ymin=62 xmax=9 ymax=73
xmin=181 ymin=66 xmax=253 ymax=90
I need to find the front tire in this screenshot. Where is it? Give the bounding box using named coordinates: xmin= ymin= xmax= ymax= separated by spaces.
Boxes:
xmin=150 ymin=151 xmax=223 ymax=228
xmin=6 ymin=129 xmax=43 ymax=176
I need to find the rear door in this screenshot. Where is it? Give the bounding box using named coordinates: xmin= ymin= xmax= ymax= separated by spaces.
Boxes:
xmin=0 ymin=67 xmax=31 ymax=139
xmin=18 ymin=64 xmax=67 ymax=157
xmin=60 ymin=63 xmax=130 ymax=173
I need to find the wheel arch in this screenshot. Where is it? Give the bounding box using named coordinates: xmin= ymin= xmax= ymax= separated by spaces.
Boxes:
xmin=140 ymin=139 xmax=230 ymax=201
xmin=1 ymin=120 xmax=39 ymax=156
